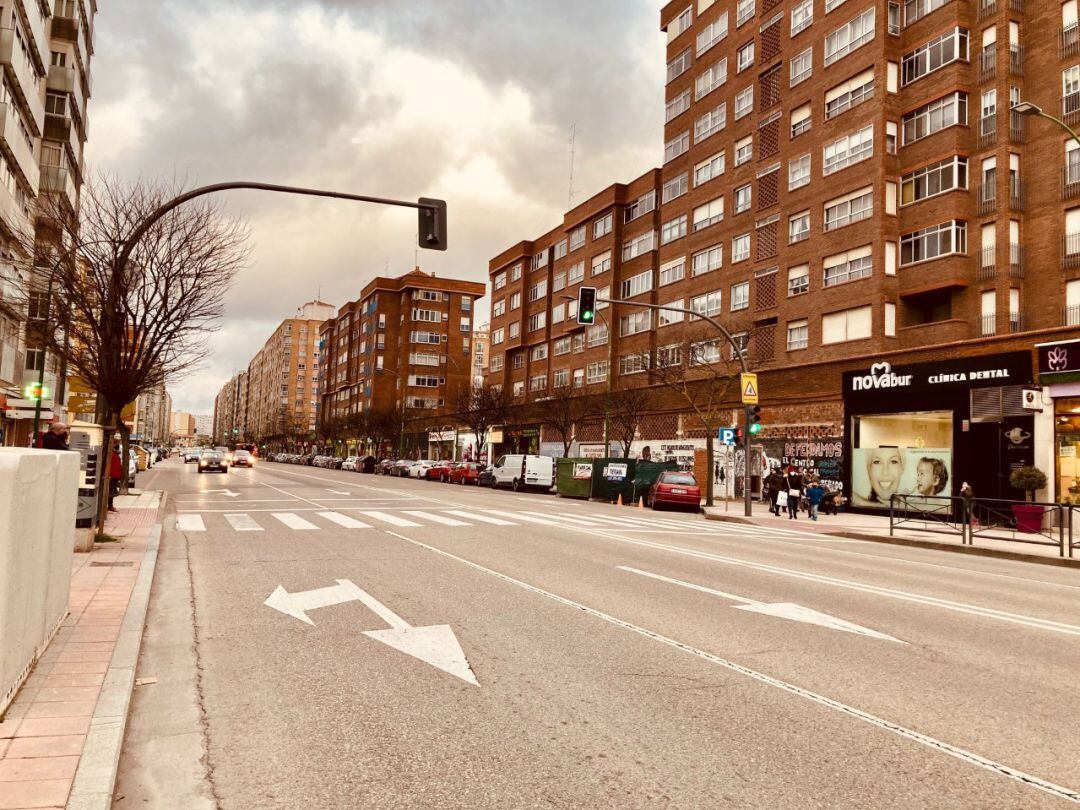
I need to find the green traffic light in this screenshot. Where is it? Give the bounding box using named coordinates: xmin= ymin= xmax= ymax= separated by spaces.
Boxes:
xmin=749 ymin=422 xmax=763 ymax=435
xmin=582 ymin=310 xmax=594 ymax=322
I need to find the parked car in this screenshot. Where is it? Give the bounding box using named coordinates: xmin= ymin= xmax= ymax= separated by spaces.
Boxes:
xmin=449 ymin=462 xmax=483 ymax=485
xmin=127 ymin=453 xmax=138 ymax=487
xmin=477 ymin=465 xmax=496 ymax=488
xmin=648 ymin=471 xmax=702 ymax=511
xmin=490 ymin=454 xmax=555 ymax=492
xmin=409 ymin=460 xmax=435 ymax=479
xmin=341 ymin=456 xmax=360 ymax=472
xmin=393 ymin=460 xmax=412 ymax=477
xmin=426 ymin=461 xmax=455 ymax=482
xmin=326 ymin=456 xmax=344 ymax=470
xmin=232 ymin=449 xmax=254 ymax=468
xmin=377 ymin=458 xmax=396 ymax=475
xmin=197 ymin=451 xmax=229 ymax=474
xmin=359 ymin=456 xmax=378 ymax=474
xmin=184 ymin=449 xmax=201 ymax=464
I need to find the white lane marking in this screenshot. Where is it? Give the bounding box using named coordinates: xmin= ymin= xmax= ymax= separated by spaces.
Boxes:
xmin=402 ymin=510 xmax=470 ymax=527
xmin=317 ymin=511 xmax=372 ymax=529
xmin=175 ymin=514 xmax=206 ymax=532
xmin=272 ymin=512 xmax=320 ymax=531
xmin=327 ymin=489 xmax=351 ymax=495
xmin=443 ymin=510 xmax=516 ymax=526
xmin=357 ymin=511 xmax=423 ymax=528
xmin=380 ymin=530 xmax=1080 ymax=805
xmin=483 ymin=510 xmax=562 ymax=525
xmin=224 ymin=513 xmax=263 ymax=532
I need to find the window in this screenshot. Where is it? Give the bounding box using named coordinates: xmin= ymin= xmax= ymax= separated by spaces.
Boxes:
xmin=734 ymin=184 xmax=752 ymax=213
xmin=662 ymin=172 xmax=689 ymax=202
xmin=696 ymin=58 xmax=728 ymax=99
xmin=510 ymin=292 xmax=521 ymax=310
xmin=823 ymin=245 xmax=873 ymax=285
xmin=694 ymin=103 xmax=727 ymax=141
xmin=552 ymin=303 xmax=566 ymax=324
xmin=792 ymin=0 xmax=813 ymax=34
xmin=625 ymin=190 xmax=657 ymax=222
xmin=659 ymin=257 xmax=686 ymax=286
xmin=789 ymin=210 xmax=810 ymax=243
xmin=412 ymin=308 xmax=441 ymax=322
xmin=568 ymin=262 xmax=585 ymax=284
xmin=824 ymin=186 xmax=873 ymax=230
xmin=533 ymin=250 xmax=548 ymax=270
xmin=494 ymin=271 xmax=507 ymax=291
xmin=554 ymin=240 xmax=568 ymax=260
xmin=825 ymin=7 xmax=875 ymax=66
xmin=511 ymin=264 xmax=523 ymax=281
xmin=662 ymin=214 xmax=689 ymax=244
xmin=594 ymin=213 xmax=613 ymax=239
xmin=569 ymin=226 xmax=586 ymax=252
xmin=735 ymin=135 xmax=753 ymax=166
xmin=657 ymin=344 xmax=683 ymax=367
xmin=731 ymin=281 xmax=750 ymax=310
xmin=619 ymin=309 xmax=652 ymax=336
xmin=693 ymin=244 xmax=723 ymax=275
xmin=791 ymin=103 xmax=812 ymax=138
xmin=691 ymin=290 xmax=723 ymax=316
xmin=825 ymin=0 xmax=849 ymax=12
xmin=529 ymin=374 xmax=547 ymax=393
xmin=901 ymin=156 xmax=968 ymax=204
xmin=592 ymin=251 xmax=612 ymax=276
xmin=572 ymin=368 xmax=585 ymax=388
xmin=697 ymin=14 xmax=729 ymax=55
xmin=695 ymin=151 xmax=725 ymax=186
xmin=737 ymin=41 xmax=755 ymax=72
xmin=460 ymin=316 xmax=471 ymax=333
xmin=490 ymin=354 xmax=504 ymax=372
xmin=597 ymin=285 xmax=611 ymax=310
xmin=658 ymin=299 xmax=685 ymax=326
xmin=553 ymin=368 xmax=569 ymax=387
xmin=553 ymin=336 xmax=572 ymax=356
xmin=901 ymin=92 xmax=967 ymax=144
xmin=787 ymin=319 xmax=809 ymax=351
xmin=825 ymin=69 xmax=874 ymax=119
xmin=737 ymin=0 xmax=755 ymax=26
xmin=691 ymin=340 xmax=722 ymax=365
xmin=492 ymin=328 xmax=505 ymax=345
xmin=667 ymin=48 xmax=693 ymax=83
xmin=822 ymin=305 xmax=873 ymax=344
xmin=586 ymin=361 xmax=609 ymax=384
xmin=493 ymin=299 xmax=506 ymax=318
xmin=619 ymin=354 xmax=649 ymax=376
xmin=733 ymin=233 xmax=751 ymax=262
xmin=788 ymin=154 xmax=811 ymax=189
xmin=900 ymin=220 xmax=967 ymax=264
xmin=621 ymin=269 xmax=653 ymax=298
xmin=623 ymin=230 xmax=657 ymax=261
xmin=734 ymin=85 xmax=754 ymax=119
xmin=553 ymin=272 xmax=566 ymax=292
xmin=528 ymin=279 xmax=548 ymax=302
xmin=788 ymin=264 xmax=810 ymax=295
xmin=665 ymin=131 xmax=691 ymax=162
xmin=902 ymin=28 xmax=968 ymax=85
xmin=1065 ymin=65 xmax=1080 ymax=112
xmin=790 ymin=48 xmax=813 ymax=86
xmin=668 ymin=5 xmax=693 ymax=40
xmin=694 ymin=196 xmax=725 ymax=230
xmin=823 ymin=124 xmax=874 ymax=175
xmin=904 ymin=0 xmax=948 ymax=25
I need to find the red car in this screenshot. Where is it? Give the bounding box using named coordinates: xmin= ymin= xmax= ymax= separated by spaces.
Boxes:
xmin=426 ymin=461 xmax=455 ymax=482
xmin=449 ymin=462 xmax=483 ymax=485
xmin=649 ymin=471 xmax=702 ymax=511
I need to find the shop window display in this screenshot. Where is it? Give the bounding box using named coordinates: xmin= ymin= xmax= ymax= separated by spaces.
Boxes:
xmin=851 ymin=411 xmax=952 ymax=507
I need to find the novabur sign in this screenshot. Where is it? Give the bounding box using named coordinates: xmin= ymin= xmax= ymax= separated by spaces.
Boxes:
xmin=844 ymin=353 xmax=1032 ymax=396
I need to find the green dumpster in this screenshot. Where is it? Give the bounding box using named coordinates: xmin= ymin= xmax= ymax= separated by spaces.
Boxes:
xmin=631 ymin=461 xmax=680 ymax=505
xmin=590 ymin=458 xmax=638 ymax=504
xmin=556 ymin=458 xmax=595 ymax=499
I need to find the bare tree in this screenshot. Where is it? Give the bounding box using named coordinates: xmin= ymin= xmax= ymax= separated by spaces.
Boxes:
xmin=645 ymin=329 xmax=739 ymax=507
xmin=606 ymin=385 xmax=656 ymax=459
xmin=500 ymin=393 xmax=535 ymax=455
xmin=451 ymin=382 xmax=508 ymax=462
xmin=535 ymin=384 xmax=595 ymax=457
xmin=24 ymin=175 xmax=249 ymax=530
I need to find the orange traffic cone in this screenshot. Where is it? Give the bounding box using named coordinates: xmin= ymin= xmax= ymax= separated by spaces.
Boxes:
xmin=638 ymin=496 xmax=644 ymax=509
xmin=617 ymin=493 xmax=623 ymax=507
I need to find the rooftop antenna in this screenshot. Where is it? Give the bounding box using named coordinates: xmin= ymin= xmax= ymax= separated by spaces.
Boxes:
xmin=568 ymin=122 xmax=579 ymax=209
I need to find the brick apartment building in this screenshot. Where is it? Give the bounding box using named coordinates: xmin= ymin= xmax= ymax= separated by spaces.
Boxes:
xmin=486 ymin=0 xmax=1080 ymax=506
xmin=319 ymin=269 xmax=485 ymax=453
xmin=212 ymin=370 xmax=247 ymax=444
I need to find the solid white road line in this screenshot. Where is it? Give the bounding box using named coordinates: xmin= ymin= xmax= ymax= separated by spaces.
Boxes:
xmin=402 ymin=510 xmax=470 ymax=527
xmin=272 ymin=512 xmax=320 ymax=531
xmin=224 ymin=514 xmax=263 ymax=532
xmin=317 ymin=511 xmax=372 ymax=529
xmin=175 ymin=514 xmax=206 ymax=532
xmin=443 ymin=510 xmax=517 ymax=526
xmin=380 ymin=530 xmax=1080 ymax=805
xmin=357 ymin=511 xmax=423 ymax=528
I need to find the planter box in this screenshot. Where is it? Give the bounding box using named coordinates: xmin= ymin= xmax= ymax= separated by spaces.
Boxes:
xmin=1011 ymin=503 xmax=1046 ymax=534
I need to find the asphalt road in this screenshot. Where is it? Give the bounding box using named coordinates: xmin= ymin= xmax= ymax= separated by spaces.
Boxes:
xmin=114 ymin=458 xmax=1080 ymax=809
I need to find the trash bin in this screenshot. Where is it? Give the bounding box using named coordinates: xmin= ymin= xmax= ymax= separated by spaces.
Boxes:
xmin=556 ymin=458 xmax=595 ymax=499
xmin=590 ymin=458 xmax=637 ymax=504
xmin=631 ymin=461 xmax=680 ymax=505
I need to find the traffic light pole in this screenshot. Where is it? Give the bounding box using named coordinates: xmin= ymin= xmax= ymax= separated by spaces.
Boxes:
xmin=579 ymin=293 xmax=754 ymax=517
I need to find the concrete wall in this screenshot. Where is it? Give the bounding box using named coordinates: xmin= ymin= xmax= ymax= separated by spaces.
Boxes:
xmin=0 ymin=449 xmax=78 ymax=715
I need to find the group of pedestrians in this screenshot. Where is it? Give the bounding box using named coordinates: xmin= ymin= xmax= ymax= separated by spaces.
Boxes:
xmin=40 ymin=422 xmax=122 ymax=513
xmin=765 ymin=465 xmax=827 ymax=521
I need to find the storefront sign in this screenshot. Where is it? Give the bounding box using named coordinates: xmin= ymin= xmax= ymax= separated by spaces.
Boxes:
xmin=428 ymin=430 xmax=455 ymax=442
xmin=761 ymin=438 xmax=844 ymax=491
xmin=659 ymin=443 xmax=697 ymax=473
xmin=1037 ymin=339 xmax=1080 ymax=383
xmin=572 ymin=462 xmax=592 ymax=480
xmin=844 ymin=352 xmax=1033 ymax=397
xmin=578 ymin=444 xmax=606 ymax=458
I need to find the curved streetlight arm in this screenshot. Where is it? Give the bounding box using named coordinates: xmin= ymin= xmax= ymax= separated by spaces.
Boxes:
xmin=1024 ymin=108 xmax=1080 ymax=148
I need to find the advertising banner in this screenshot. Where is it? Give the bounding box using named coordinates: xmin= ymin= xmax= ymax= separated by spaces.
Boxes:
xmin=850 ymin=447 xmax=952 ymax=509
xmin=573 ymin=462 xmax=592 ymax=480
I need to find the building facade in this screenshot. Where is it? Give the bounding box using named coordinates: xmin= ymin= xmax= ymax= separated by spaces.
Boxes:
xmin=472 ymin=325 xmax=490 ymax=387
xmin=319 ymin=269 xmax=486 ymax=429
xmin=486 ymin=0 xmax=1080 ymax=505
xmin=132 ymin=383 xmax=171 ymax=445
xmin=170 ymin=411 xmax=196 ymax=443
xmin=212 ymin=370 xmax=247 ymax=444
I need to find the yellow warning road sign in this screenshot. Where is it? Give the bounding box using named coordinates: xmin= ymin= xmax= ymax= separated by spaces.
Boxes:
xmin=740 ymin=372 xmax=759 ymax=405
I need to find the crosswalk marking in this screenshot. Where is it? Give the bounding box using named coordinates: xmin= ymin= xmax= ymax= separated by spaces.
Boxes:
xmin=357 ymin=511 xmax=422 ymax=527
xmin=225 ymin=513 xmax=263 ymax=532
xmin=483 ymin=510 xmax=561 ymax=525
xmin=272 ymin=512 xmax=319 ymax=531
xmin=443 ymin=510 xmax=517 ymax=526
xmin=176 ymin=514 xmax=206 ymax=532
xmin=402 ymin=510 xmax=470 ymax=527
xmin=317 ymin=511 xmax=371 ymax=529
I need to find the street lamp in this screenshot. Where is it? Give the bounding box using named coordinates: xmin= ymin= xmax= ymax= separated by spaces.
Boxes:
xmin=1012 ymin=100 xmax=1080 ymax=147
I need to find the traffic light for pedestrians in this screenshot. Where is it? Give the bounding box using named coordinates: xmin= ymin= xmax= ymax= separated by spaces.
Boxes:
xmin=748 ymin=405 xmax=763 ymax=435
xmin=418 ymin=198 xmax=447 ymax=251
xmin=577 ymin=287 xmax=597 ymax=325
xmin=23 ymin=383 xmax=48 ymax=401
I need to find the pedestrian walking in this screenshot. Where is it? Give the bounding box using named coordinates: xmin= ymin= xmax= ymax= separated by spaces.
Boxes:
xmin=807 ymin=478 xmax=825 ymax=521
xmin=765 ymin=467 xmax=784 ymax=516
xmin=785 ymin=466 xmax=802 ymax=520
xmin=41 ymin=422 xmax=70 ymax=451
xmin=108 ymin=441 xmax=122 ymax=513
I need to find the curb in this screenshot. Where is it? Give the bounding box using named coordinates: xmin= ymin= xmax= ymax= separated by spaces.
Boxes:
xmin=66 ymin=521 xmax=162 ymax=810
xmin=704 ymin=513 xmax=1080 ymax=569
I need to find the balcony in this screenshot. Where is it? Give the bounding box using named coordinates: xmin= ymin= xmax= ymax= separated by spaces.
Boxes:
xmin=899 ymin=256 xmax=970 ymax=298
xmin=978 ymin=246 xmax=996 ymax=280
xmin=0 ymin=340 xmax=21 ymax=387
xmin=979 ymin=46 xmax=996 ymax=82
xmin=0 ymin=102 xmax=39 ymax=192
xmin=44 ymin=112 xmax=82 ymax=164
xmin=898 ymin=319 xmax=971 ymax=349
xmin=46 ymin=63 xmax=86 ymax=131
xmin=976 ymin=0 xmax=996 ymax=19
xmin=50 ymin=16 xmax=88 ymax=68
xmin=1011 ymin=0 xmax=1023 ymax=11
xmin=1065 ymin=304 xmax=1080 ymax=326
xmin=978 ymin=113 xmax=996 ymax=147
xmin=1064 ymin=165 xmax=1080 ymax=200
xmin=1009 ymin=44 xmax=1023 ymax=76
xmin=1009 ymin=312 xmax=1025 ymax=333
xmin=976 ymin=183 xmax=996 ymax=215
xmin=980 ymin=314 xmax=996 ymax=337
xmin=1064 ymin=23 xmax=1080 ymax=59
xmin=0 ymin=28 xmax=44 ymax=134
xmin=40 ymin=165 xmax=77 ymax=211
xmin=1064 ymin=91 xmax=1080 ymax=125
xmin=1062 ymin=232 xmax=1080 ymax=268
xmin=1010 ymin=243 xmax=1024 ymax=278
xmin=1009 ymin=110 xmax=1025 ymax=144
xmin=1009 ymin=177 xmax=1025 ymax=211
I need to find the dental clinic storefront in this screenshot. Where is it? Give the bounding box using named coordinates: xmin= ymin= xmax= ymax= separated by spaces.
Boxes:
xmin=842 ymin=352 xmax=1036 ymax=512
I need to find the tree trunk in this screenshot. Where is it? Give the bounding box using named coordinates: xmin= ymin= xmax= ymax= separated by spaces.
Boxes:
xmin=117 ymin=421 xmax=132 ymax=495
xmin=705 ymin=432 xmax=715 ymax=508
xmin=95 ymin=423 xmax=116 ymax=537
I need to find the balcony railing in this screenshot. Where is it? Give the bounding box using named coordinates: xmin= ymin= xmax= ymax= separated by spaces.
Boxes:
xmin=979 ymin=45 xmax=997 ymax=82
xmin=1063 ymin=23 xmax=1080 ymax=59
xmin=976 ymin=183 xmax=996 ymax=215
xmin=1064 ymin=91 xmax=1080 ymax=124
xmin=979 ymin=246 xmax=996 ymax=280
xmin=1009 ymin=110 xmax=1025 ymax=144
xmin=1009 ymin=177 xmax=1025 ymax=211
xmin=1010 ymin=243 xmax=1024 ymax=278
xmin=978 ymin=113 xmax=996 ymax=147
xmin=1010 ymin=0 xmax=1022 ymax=11
xmin=1065 ymin=304 xmax=1080 ymax=326
xmin=1063 ymin=232 xmax=1080 ymax=268
xmin=980 ymin=314 xmax=996 ymax=337
xmin=1064 ymin=165 xmax=1080 ymax=200
xmin=976 ymin=0 xmax=996 ymax=19
xmin=1009 ymin=313 xmax=1025 ymax=333
xmin=1009 ymin=44 xmax=1023 ymax=76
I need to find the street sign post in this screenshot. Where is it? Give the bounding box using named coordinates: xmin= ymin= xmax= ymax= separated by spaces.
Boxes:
xmin=740 ymin=372 xmax=759 ymax=405
xmin=718 ymin=427 xmax=737 ymax=446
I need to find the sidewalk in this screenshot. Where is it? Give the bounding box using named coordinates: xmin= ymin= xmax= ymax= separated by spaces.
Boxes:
xmin=0 ymin=493 xmax=162 ymax=810
xmin=704 ymin=500 xmax=1080 ymax=569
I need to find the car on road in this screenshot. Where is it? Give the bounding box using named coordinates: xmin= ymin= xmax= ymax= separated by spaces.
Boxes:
xmin=184 ymin=449 xmax=201 ymax=464
xmin=449 ymin=462 xmax=483 ymax=485
xmin=231 ymin=449 xmax=254 ymax=468
xmin=648 ymin=471 xmax=702 ymax=511
xmin=326 ymin=456 xmax=345 ymax=470
xmin=409 ymin=460 xmax=435 ymax=479
xmin=377 ymin=458 xmax=396 ymax=475
xmin=477 ymin=465 xmax=496 ymax=488
xmin=359 ymin=456 xmax=378 ymax=474
xmin=426 ymin=461 xmax=454 ymax=482
xmin=393 ymin=460 xmax=412 ymax=477
xmin=197 ymin=451 xmax=229 ymax=474
xmin=341 ymin=456 xmax=360 ymax=472
xmin=490 ymin=454 xmax=556 ymax=492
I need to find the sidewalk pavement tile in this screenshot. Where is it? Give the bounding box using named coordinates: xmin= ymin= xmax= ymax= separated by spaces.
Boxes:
xmin=5 ymin=737 xmax=85 ymax=759
xmin=24 ymin=702 xmax=96 ymax=720
xmin=0 ymin=778 xmax=71 ymax=808
xmin=0 ymin=755 xmax=79 ymax=782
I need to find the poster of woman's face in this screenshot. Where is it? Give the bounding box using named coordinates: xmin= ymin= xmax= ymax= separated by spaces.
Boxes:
xmin=851 ymin=448 xmax=952 ymax=508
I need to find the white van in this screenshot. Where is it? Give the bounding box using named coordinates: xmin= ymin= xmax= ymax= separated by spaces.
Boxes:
xmin=491 ymin=454 xmax=555 ymax=492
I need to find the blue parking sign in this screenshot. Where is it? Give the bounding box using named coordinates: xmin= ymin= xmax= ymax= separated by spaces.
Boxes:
xmin=719 ymin=428 xmax=737 ymax=446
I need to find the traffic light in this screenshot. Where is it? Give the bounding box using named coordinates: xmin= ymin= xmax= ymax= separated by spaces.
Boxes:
xmin=23 ymin=383 xmax=48 ymax=401
xmin=748 ymin=405 xmax=763 ymax=436
xmin=734 ymin=426 xmax=744 ymax=442
xmin=418 ymin=197 xmax=447 ymax=251
xmin=577 ymin=286 xmax=597 ymax=325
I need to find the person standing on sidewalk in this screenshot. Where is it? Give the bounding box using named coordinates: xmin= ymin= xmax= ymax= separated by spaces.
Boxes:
xmin=108 ymin=441 xmax=122 ymax=513
xmin=807 ymin=478 xmax=825 ymax=521
xmin=785 ymin=466 xmax=802 ymax=520
xmin=41 ymin=422 xmax=70 ymax=450
xmin=765 ymin=467 xmax=784 ymax=516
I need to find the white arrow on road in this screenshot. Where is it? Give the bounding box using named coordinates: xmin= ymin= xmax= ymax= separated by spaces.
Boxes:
xmin=201 ymin=489 xmax=240 ymax=497
xmin=263 ymin=579 xmax=479 ymax=685
xmin=327 ymin=489 xmax=351 ymax=495
xmin=618 ymin=566 xmax=904 ymax=643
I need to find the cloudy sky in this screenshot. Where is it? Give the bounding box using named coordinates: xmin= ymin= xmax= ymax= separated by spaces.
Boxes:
xmin=89 ymin=0 xmax=667 ymax=415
